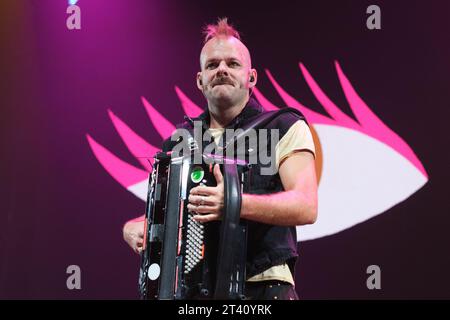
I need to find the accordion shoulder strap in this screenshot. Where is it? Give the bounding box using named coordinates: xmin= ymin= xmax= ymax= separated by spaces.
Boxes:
xmin=223 ymin=107 xmax=305 ymax=152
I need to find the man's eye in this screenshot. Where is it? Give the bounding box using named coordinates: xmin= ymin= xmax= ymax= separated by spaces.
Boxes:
xmin=229 ymin=61 xmax=240 ymax=67
xmin=206 ymin=63 xmax=217 ymax=69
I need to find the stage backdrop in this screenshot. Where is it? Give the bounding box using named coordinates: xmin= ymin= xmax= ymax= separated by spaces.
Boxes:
xmin=1 ymin=0 xmax=449 ymax=299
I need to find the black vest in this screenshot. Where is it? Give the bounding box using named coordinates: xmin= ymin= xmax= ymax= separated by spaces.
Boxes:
xmin=161 ymin=97 xmax=306 ymax=278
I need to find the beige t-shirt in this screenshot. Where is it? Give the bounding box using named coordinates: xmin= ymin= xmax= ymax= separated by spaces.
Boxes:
xmin=207 ymin=120 xmax=316 ymax=285
xmin=208 ymin=120 xmax=315 ymax=167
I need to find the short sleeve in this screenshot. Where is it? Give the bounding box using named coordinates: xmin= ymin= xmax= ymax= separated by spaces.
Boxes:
xmin=275 ymin=120 xmax=315 ymax=169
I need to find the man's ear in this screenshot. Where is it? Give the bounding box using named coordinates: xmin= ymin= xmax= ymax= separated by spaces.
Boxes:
xmin=196 ymin=72 xmax=203 ymax=91
xmin=249 ymin=69 xmax=258 ymax=88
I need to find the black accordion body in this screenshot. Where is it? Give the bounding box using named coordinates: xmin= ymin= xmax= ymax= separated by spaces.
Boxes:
xmin=138 ymin=150 xmax=250 ymax=300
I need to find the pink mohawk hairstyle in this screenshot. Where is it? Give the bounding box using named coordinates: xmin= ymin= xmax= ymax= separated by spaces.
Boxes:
xmin=202 ymin=17 xmax=241 ymax=43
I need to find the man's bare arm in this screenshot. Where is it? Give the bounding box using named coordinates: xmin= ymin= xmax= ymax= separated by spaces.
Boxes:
xmin=240 ymin=151 xmax=318 ymax=226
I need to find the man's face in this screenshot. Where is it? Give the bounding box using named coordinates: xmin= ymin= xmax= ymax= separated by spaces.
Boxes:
xmin=197 ymin=36 xmax=256 ymax=107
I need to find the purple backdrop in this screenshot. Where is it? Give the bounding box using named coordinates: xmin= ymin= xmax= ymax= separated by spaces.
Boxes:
xmin=1 ymin=0 xmax=449 ymax=299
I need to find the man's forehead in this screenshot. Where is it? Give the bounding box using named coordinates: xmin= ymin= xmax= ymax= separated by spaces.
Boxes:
xmin=200 ymin=36 xmax=251 ymax=65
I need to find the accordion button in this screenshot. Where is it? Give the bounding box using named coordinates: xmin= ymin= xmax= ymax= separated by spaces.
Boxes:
xmin=147 ymin=263 xmax=160 ymax=280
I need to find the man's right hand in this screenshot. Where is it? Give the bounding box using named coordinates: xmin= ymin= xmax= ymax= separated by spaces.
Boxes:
xmin=123 ymin=217 xmax=145 ymax=254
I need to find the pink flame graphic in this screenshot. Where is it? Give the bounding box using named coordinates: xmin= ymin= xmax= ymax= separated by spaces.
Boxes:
xmin=87 ymin=61 xmax=428 ymax=190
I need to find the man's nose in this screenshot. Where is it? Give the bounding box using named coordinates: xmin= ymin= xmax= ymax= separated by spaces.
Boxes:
xmin=216 ymin=61 xmax=229 ymax=77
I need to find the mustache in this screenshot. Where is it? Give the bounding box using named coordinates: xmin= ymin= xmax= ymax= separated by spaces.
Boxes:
xmin=212 ymin=77 xmax=234 ymax=87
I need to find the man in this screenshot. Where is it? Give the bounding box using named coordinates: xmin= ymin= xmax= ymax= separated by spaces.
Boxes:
xmin=123 ymin=18 xmax=318 ymax=300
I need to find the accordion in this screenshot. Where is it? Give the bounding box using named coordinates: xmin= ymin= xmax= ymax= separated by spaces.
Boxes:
xmin=138 ymin=149 xmax=251 ymax=300
xmin=137 ymin=107 xmax=302 ymax=300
